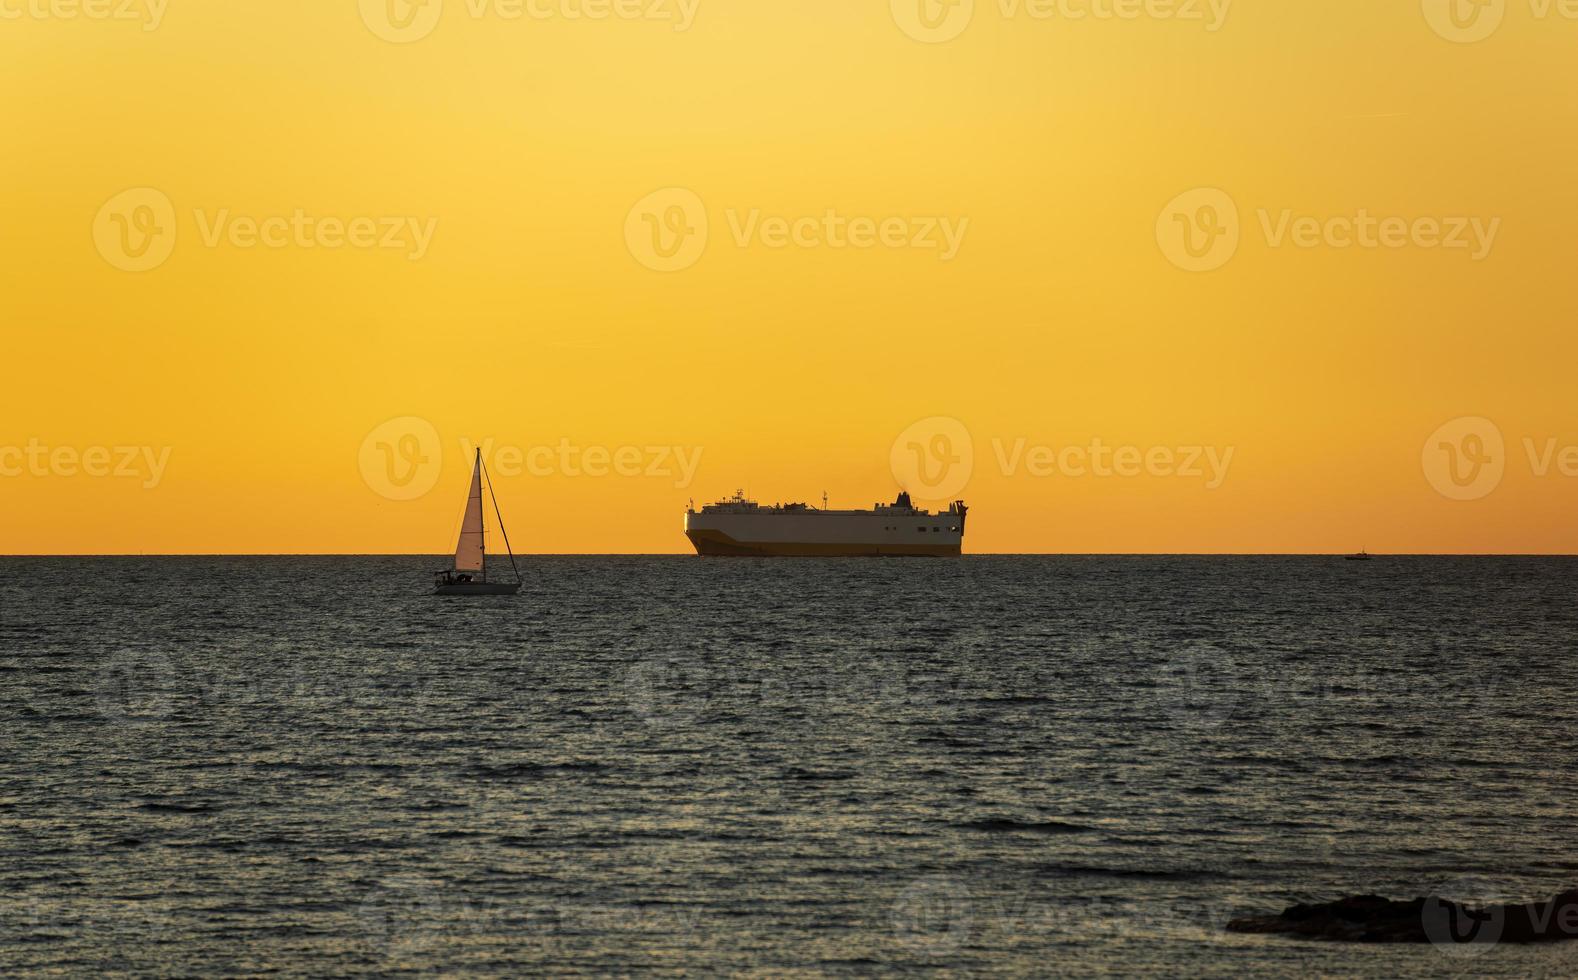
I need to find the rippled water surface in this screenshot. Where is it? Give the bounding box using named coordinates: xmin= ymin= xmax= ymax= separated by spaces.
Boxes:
xmin=4 ymin=556 xmax=1578 ymax=976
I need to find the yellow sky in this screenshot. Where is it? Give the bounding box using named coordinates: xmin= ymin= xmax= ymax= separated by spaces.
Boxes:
xmin=2 ymin=0 xmax=1574 ymax=554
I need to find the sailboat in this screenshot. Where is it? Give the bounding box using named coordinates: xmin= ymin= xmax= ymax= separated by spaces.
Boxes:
xmin=434 ymin=448 xmax=522 ymax=596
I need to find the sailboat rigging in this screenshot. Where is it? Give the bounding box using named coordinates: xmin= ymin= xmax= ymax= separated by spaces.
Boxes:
xmin=434 ymin=448 xmax=522 ymax=596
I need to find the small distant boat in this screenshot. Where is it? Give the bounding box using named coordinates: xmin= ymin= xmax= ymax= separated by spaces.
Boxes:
xmin=434 ymin=448 xmax=522 ymax=596
xmin=1345 ymin=550 xmax=1373 ymax=562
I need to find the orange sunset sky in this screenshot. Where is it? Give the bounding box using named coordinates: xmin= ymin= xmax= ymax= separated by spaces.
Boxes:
xmin=1 ymin=0 xmax=1574 ymax=554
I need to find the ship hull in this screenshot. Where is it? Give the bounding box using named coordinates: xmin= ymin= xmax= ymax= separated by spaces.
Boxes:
xmin=685 ymin=504 xmax=965 ymax=557
xmin=687 ymin=528 xmax=960 ymax=558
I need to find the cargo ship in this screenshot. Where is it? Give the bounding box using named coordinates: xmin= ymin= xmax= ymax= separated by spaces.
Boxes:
xmin=685 ymin=491 xmax=967 ymax=557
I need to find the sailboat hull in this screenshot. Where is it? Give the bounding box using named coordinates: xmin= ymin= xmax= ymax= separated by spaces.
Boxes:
xmin=434 ymin=581 xmax=522 ymax=597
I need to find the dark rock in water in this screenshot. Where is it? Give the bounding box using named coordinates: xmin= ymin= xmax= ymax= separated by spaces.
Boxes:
xmin=1227 ymin=890 xmax=1578 ymax=944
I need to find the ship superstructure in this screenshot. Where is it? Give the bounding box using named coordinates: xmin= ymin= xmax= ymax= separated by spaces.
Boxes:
xmin=684 ymin=491 xmax=967 ymax=557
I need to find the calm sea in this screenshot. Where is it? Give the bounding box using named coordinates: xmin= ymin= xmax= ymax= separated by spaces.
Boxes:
xmin=3 ymin=556 xmax=1577 ymax=976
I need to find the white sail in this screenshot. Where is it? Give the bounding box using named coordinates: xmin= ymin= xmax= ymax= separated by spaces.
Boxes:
xmin=454 ymin=454 xmax=485 ymax=572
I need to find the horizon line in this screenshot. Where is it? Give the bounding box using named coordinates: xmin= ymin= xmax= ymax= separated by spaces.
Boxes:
xmin=1 ymin=552 xmax=1575 ymax=559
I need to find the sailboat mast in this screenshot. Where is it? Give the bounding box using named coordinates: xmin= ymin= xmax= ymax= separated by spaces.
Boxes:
xmin=476 ymin=448 xmax=487 ymax=582
xmin=481 ymin=454 xmax=523 ymax=586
